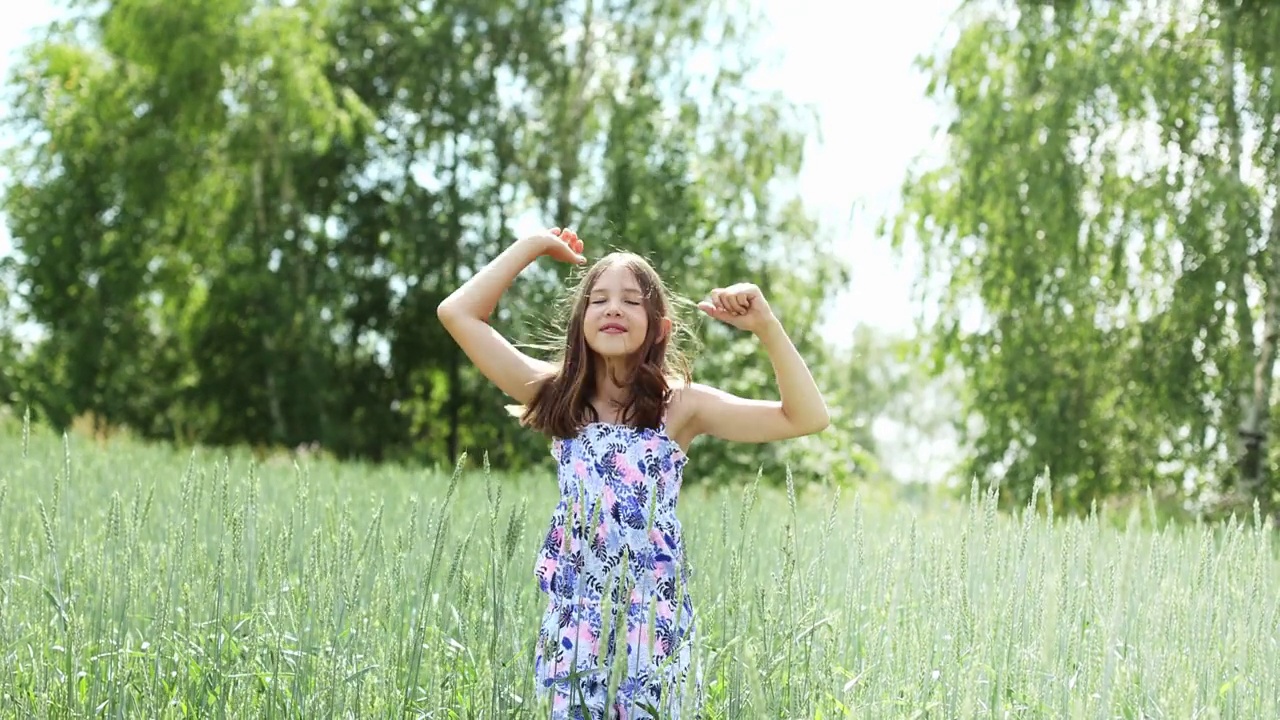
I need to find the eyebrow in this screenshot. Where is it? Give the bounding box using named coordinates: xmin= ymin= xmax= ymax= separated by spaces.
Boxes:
xmin=590 ymin=287 xmax=644 ymax=295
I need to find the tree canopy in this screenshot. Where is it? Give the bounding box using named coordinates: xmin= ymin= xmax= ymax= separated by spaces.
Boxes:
xmin=0 ymin=0 xmax=876 ymax=485
xmin=889 ymin=0 xmax=1280 ymax=515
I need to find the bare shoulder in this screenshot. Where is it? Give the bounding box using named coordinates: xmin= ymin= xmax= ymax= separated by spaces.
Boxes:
xmin=662 ymin=380 xmax=717 ymax=449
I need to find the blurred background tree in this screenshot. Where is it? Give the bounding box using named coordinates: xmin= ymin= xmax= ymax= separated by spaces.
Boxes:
xmin=0 ymin=0 xmax=894 ymax=487
xmin=889 ymin=0 xmax=1280 ymax=515
xmin=13 ymin=0 xmax=1278 ymax=520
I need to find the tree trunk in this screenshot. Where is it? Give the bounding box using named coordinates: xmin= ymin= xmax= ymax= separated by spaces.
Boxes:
xmin=445 ymin=139 xmax=463 ymax=464
xmin=253 ymin=156 xmax=287 ymax=444
xmin=1220 ymin=4 xmax=1260 ymax=492
xmin=1241 ymin=185 xmax=1280 ymax=510
xmin=553 ymin=0 xmax=595 ymax=222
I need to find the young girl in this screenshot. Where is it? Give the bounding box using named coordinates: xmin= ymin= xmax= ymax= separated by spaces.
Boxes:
xmin=437 ymin=227 xmax=830 ymax=719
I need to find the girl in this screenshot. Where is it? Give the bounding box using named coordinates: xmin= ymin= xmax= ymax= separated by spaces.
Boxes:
xmin=436 ymin=227 xmax=830 ymax=718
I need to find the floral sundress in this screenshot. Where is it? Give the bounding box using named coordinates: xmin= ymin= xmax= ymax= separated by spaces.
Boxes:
xmin=533 ymin=421 xmax=699 ymax=719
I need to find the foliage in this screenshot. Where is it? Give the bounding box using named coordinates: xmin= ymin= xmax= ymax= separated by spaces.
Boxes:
xmin=0 ymin=0 xmax=857 ymax=485
xmin=889 ymin=0 xmax=1280 ymax=513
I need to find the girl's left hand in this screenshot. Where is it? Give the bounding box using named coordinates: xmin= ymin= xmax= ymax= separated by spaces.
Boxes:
xmin=698 ymin=283 xmax=776 ymax=333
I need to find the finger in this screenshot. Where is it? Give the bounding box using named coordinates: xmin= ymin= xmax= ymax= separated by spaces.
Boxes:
xmin=551 ymin=227 xmax=562 ymax=235
xmin=561 ymin=229 xmax=579 ymax=251
xmin=700 ymin=302 xmax=742 ymax=326
xmin=548 ymin=237 xmax=585 ymax=264
xmin=711 ymin=291 xmax=730 ymax=315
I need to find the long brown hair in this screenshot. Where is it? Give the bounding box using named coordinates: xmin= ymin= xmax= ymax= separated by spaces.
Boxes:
xmin=520 ymin=252 xmax=693 ymax=439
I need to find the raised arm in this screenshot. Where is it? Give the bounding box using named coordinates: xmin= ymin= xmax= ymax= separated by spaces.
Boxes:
xmin=685 ymin=283 xmax=830 ymax=443
xmin=436 ymin=228 xmax=585 ymax=405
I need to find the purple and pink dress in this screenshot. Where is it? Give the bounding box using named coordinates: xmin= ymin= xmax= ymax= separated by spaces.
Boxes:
xmin=533 ymin=421 xmax=699 ymax=719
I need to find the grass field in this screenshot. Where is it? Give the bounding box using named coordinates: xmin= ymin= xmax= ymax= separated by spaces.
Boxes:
xmin=1 ymin=415 xmax=1277 ymax=719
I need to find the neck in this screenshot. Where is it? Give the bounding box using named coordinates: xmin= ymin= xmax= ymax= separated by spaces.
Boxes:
xmin=592 ymin=357 xmax=631 ymax=411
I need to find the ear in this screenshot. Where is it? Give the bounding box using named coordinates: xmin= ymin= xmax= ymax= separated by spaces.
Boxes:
xmin=657 ymin=316 xmax=673 ymax=342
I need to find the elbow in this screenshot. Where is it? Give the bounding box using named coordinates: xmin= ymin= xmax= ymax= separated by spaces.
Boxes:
xmin=436 ymin=302 xmax=466 ymax=337
xmin=436 ymin=299 xmax=458 ymax=326
xmin=785 ymin=406 xmax=830 ymax=437
xmin=804 ymin=406 xmax=831 ymax=435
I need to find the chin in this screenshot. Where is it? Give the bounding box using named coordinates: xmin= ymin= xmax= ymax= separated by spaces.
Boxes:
xmin=587 ymin=335 xmax=640 ymax=358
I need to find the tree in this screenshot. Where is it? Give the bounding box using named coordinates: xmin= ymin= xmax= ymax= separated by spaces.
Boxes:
xmin=1 ymin=0 xmax=851 ymax=484
xmin=888 ymin=0 xmax=1280 ymax=513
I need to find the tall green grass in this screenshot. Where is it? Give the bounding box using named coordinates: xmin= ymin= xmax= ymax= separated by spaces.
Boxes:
xmin=1 ymin=416 xmax=1277 ymax=718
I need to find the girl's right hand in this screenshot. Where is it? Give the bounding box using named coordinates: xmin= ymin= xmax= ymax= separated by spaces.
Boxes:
xmin=528 ymin=227 xmax=586 ymax=265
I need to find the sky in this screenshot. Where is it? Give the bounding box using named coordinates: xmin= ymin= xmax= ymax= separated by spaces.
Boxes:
xmin=748 ymin=1 xmax=958 ymax=342
xmin=0 ymin=0 xmax=960 ymax=342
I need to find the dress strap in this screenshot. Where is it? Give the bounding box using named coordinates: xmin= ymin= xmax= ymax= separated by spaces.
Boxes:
xmin=659 ymin=390 xmax=679 ymax=430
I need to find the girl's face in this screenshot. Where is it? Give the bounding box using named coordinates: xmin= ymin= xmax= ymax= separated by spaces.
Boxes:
xmin=582 ymin=263 xmax=653 ymax=359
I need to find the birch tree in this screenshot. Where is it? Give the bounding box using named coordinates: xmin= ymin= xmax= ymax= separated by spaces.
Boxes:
xmin=890 ymin=0 xmax=1280 ymax=513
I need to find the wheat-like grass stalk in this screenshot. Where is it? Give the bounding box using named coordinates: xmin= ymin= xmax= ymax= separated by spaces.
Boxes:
xmin=0 ymin=423 xmax=1276 ymax=718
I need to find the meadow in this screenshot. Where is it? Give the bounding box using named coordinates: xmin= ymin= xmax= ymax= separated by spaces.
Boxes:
xmin=1 ymin=415 xmax=1277 ymax=718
